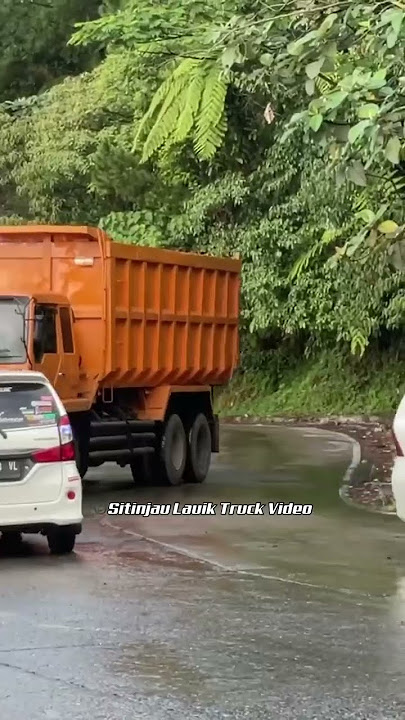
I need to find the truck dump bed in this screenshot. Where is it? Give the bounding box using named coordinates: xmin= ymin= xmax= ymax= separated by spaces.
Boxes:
xmin=0 ymin=226 xmax=240 ymax=388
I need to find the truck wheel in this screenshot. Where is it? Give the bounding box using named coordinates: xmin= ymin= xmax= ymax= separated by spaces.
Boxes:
xmin=184 ymin=413 xmax=212 ymax=484
xmin=160 ymin=413 xmax=187 ymax=486
xmin=47 ymin=527 xmax=76 ymax=555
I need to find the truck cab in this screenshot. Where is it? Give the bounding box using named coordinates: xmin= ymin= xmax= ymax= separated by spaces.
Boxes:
xmin=0 ymin=293 xmax=81 ymax=408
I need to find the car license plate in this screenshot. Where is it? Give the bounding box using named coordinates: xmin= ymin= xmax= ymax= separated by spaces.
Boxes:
xmin=0 ymin=459 xmax=22 ymax=481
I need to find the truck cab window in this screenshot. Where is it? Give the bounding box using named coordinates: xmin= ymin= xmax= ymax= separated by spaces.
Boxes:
xmin=0 ymin=296 xmax=28 ymax=364
xmin=34 ymin=305 xmax=57 ymax=363
xmin=59 ymin=307 xmax=74 ymax=353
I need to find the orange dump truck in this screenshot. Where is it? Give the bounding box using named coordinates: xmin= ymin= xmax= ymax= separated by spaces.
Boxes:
xmin=0 ymin=226 xmax=240 ymax=485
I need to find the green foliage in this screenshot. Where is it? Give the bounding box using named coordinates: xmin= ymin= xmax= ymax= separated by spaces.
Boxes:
xmin=0 ymin=50 xmax=184 ymax=231
xmin=165 ymin=129 xmax=404 ymax=356
xmin=216 ymin=347 xmax=405 ymax=417
xmin=71 ymin=0 xmax=236 ymax=160
xmin=103 ymin=0 xmax=404 ymax=260
xmin=70 ymin=0 xmax=235 ymax=51
xmin=0 ymin=0 xmax=101 ymax=101
xmin=219 ymin=0 xmax=405 ymax=255
xmin=0 ymin=0 xmax=403 ymax=407
xmin=194 ymin=64 xmax=228 ymax=159
xmin=134 ymin=59 xmax=228 ymax=160
xmin=210 ymin=1 xmax=405 ymax=170
xmin=99 ymin=210 xmax=166 ymax=246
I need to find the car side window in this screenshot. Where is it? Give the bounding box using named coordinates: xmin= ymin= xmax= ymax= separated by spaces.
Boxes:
xmin=34 ymin=305 xmax=57 ymax=363
xmin=59 ymin=307 xmax=74 ymax=353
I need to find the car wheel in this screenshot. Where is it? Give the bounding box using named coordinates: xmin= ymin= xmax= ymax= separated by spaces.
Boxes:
xmin=1 ymin=531 xmax=22 ymax=546
xmin=47 ymin=527 xmax=76 ymax=555
xmin=184 ymin=413 xmax=212 ymax=484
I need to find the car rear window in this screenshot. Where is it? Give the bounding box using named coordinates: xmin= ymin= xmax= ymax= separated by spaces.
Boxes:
xmin=0 ymin=383 xmax=59 ymax=429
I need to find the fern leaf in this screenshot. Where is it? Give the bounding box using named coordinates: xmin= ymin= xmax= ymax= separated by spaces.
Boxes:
xmin=389 ymin=171 xmax=405 ymax=194
xmin=134 ymin=75 xmax=174 ymax=150
xmin=352 ymin=190 xmax=369 ymax=212
xmin=172 ymin=58 xmax=202 ymax=79
xmin=135 ymin=59 xmax=203 ymax=158
xmin=289 ymin=228 xmax=339 ymax=281
xmin=135 ymin=59 xmax=228 ymax=162
xmin=140 ymin=74 xmax=192 ymax=160
xmin=173 ymin=64 xmax=207 ymax=144
xmin=315 ymin=73 xmax=338 ymax=96
xmin=141 ymin=90 xmax=186 ymax=161
xmin=350 ymin=330 xmax=368 ymax=357
xmin=193 ymin=64 xmax=228 ymax=160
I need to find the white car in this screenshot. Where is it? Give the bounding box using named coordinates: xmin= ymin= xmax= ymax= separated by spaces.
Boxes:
xmin=0 ymin=370 xmax=82 ymax=554
xmin=392 ymin=393 xmax=405 ymax=522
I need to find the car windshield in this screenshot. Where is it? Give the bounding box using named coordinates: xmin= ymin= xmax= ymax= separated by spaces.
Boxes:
xmin=0 ymin=383 xmax=59 ymax=430
xmin=0 ymin=296 xmax=29 ymax=363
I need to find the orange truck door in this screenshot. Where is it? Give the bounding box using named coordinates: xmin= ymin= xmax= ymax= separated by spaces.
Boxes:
xmin=32 ymin=304 xmax=60 ymax=387
xmin=31 ymin=304 xmax=79 ymax=404
xmin=54 ymin=306 xmax=80 ymax=403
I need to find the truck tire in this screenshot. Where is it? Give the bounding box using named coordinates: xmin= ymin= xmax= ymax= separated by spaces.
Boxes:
xmin=159 ymin=413 xmax=187 ymax=486
xmin=184 ymin=413 xmax=212 ymax=484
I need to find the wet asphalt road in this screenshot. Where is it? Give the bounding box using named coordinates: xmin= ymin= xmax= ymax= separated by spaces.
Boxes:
xmin=1 ymin=424 xmax=405 ymax=718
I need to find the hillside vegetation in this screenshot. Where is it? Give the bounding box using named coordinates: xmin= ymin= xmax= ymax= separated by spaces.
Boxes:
xmin=0 ymin=0 xmax=404 ymax=416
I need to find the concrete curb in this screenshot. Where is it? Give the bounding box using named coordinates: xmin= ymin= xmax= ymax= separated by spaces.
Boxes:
xmin=219 ymin=414 xmax=394 ymax=428
xmin=338 ymin=436 xmax=396 ymax=516
xmin=338 ymin=484 xmax=396 ymax=516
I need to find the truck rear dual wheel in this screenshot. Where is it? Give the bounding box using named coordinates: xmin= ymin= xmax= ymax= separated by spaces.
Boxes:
xmin=130 ymin=412 xmax=211 ymax=486
xmin=130 ymin=414 xmax=187 ymax=487
xmin=160 ymin=413 xmax=187 ymax=486
xmin=161 ymin=413 xmax=211 ymax=486
xmin=184 ymin=413 xmax=212 ymax=484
